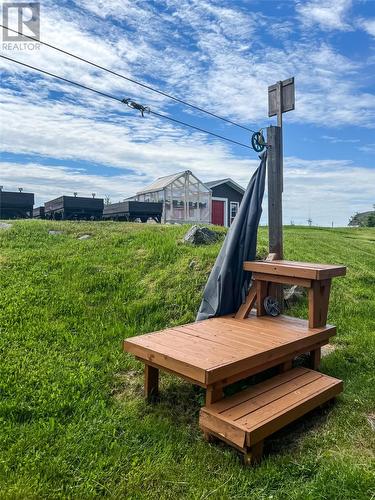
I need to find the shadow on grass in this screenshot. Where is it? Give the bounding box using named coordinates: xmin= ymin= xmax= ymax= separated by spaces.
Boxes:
xmin=148 ymin=377 xmax=203 ymax=426
xmin=111 ymin=369 xmax=145 ymax=401
xmin=112 ymin=368 xmax=203 ymax=426
xmin=264 ymin=401 xmax=335 ymax=458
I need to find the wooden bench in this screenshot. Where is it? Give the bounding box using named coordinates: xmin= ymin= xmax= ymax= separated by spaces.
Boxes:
xmin=200 ymin=367 xmax=343 ymax=464
xmin=240 ymin=260 xmax=346 ymax=328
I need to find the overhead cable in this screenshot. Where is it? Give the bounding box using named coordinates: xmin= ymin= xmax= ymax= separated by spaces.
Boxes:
xmin=0 ymin=24 xmax=257 ymax=133
xmin=0 ymin=54 xmax=254 ymax=150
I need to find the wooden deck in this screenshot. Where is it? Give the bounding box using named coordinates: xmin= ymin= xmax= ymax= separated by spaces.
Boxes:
xmin=199 ymin=367 xmax=343 ymax=463
xmin=123 ymin=258 xmax=346 ymax=464
xmin=124 ymin=313 xmax=336 ymax=387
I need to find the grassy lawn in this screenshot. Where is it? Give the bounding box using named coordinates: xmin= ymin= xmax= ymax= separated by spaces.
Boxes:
xmin=0 ymin=220 xmax=374 ymax=499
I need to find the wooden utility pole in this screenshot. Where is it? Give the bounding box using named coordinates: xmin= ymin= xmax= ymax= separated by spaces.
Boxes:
xmin=276 ymin=81 xmax=283 ymax=193
xmin=266 ymin=78 xmax=295 ymax=306
xmin=267 ymin=126 xmax=283 ymax=259
xmin=267 ymin=77 xmax=295 ymax=259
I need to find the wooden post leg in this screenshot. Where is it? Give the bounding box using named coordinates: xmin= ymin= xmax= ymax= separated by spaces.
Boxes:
xmin=279 ymin=359 xmax=293 ymax=373
xmin=205 ymin=385 xmax=223 ymax=406
xmin=310 ymin=348 xmax=321 ymax=370
xmin=256 ymin=280 xmax=268 ymax=316
xmin=203 ymin=431 xmax=216 ymax=443
xmin=144 ymin=364 xmax=159 ymax=402
xmin=308 ymin=279 xmax=331 ymax=328
xmin=243 ymin=441 xmax=264 ymax=466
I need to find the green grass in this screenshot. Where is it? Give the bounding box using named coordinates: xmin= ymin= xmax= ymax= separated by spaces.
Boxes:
xmin=0 ymin=221 xmax=374 ymax=499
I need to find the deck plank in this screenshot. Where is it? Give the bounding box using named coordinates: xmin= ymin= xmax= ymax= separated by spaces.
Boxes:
xmin=224 ymin=371 xmax=323 ymax=420
xmin=178 ymin=325 xmax=269 ymax=351
xmin=124 ymin=342 xmax=206 ymax=383
xmin=209 ymin=367 xmax=311 ymax=412
xmin=129 ymin=331 xmax=238 ymax=364
xmin=170 ymin=326 xmax=264 ymax=352
xmin=185 ymin=322 xmax=282 ymax=349
xmin=238 ymin=376 xmax=338 ymax=428
xmin=216 ymin=317 xmax=312 ymax=340
xmin=205 ymin=330 xmax=333 ymax=384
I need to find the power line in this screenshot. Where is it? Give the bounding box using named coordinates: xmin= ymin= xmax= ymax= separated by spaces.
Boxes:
xmin=150 ymin=110 xmax=252 ymax=148
xmin=0 ymin=54 xmax=254 ymax=150
xmin=0 ymin=24 xmax=257 ymax=133
xmin=1 ymin=55 xmax=121 ymax=102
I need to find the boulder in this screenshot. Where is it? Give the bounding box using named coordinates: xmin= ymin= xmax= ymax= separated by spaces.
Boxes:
xmin=0 ymin=222 xmax=12 ymax=230
xmin=78 ymin=234 xmax=91 ymax=240
xmin=48 ymin=230 xmax=64 ymax=235
xmin=367 ymin=414 xmax=375 ymax=432
xmin=183 ymin=225 xmax=218 ymax=245
xmin=284 ymin=285 xmax=305 ymax=307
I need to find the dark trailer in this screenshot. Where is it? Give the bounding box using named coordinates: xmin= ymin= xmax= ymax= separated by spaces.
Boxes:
xmin=103 ymin=201 xmax=162 ymax=223
xmin=44 ymin=196 xmax=104 ymax=220
xmin=0 ymin=191 xmax=34 ymax=219
xmin=33 ymin=206 xmax=45 ymax=219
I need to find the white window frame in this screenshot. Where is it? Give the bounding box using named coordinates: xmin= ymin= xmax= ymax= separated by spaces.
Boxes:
xmin=212 ymin=197 xmax=228 ymax=227
xmin=230 ymin=201 xmax=239 ymax=225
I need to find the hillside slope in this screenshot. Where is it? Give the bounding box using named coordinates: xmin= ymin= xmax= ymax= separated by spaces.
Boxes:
xmin=0 ymin=221 xmax=374 ymax=499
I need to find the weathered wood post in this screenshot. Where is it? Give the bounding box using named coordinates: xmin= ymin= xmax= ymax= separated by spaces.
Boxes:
xmin=266 ymin=77 xmax=295 ymax=306
xmin=267 ymin=125 xmax=283 ymax=259
xmin=267 ymin=77 xmax=295 ymax=257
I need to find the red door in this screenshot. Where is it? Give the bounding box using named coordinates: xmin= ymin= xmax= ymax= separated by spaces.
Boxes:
xmin=212 ymin=200 xmax=225 ymax=226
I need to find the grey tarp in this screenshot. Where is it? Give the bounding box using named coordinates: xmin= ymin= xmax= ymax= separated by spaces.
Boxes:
xmin=196 ymin=152 xmax=267 ymax=321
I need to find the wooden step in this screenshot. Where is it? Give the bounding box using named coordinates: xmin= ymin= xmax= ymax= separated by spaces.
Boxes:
xmin=199 ymin=367 xmax=343 ymax=465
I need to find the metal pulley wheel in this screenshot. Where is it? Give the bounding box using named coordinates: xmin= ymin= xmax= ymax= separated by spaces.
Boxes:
xmin=251 ymin=131 xmax=266 ymax=152
xmin=264 ymin=296 xmax=281 ymax=316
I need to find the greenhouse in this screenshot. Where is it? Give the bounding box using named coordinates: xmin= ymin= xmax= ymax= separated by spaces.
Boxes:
xmin=135 ymin=170 xmax=211 ymax=224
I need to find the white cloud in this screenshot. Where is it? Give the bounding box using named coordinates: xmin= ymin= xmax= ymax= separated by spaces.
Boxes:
xmin=282 ymin=157 xmax=375 ymax=226
xmin=358 ymin=17 xmax=375 ymax=37
xmin=0 ymin=84 xmax=256 ymax=179
xmin=0 ymin=162 xmax=141 ymax=206
xmin=296 ymin=0 xmax=353 ymax=31
xmin=1 ymin=0 xmax=374 ymax=128
xmin=358 ymin=143 xmax=375 ymax=153
xmin=322 ymin=135 xmax=360 ymax=144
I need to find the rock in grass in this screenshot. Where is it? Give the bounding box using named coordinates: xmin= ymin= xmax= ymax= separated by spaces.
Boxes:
xmin=48 ymin=230 xmax=64 ymax=235
xmin=295 ymin=343 xmax=337 ymax=368
xmin=367 ymin=414 xmax=375 ymax=432
xmin=0 ymin=222 xmax=12 ymax=230
xmin=321 ymin=344 xmax=337 ymax=357
xmin=183 ymin=225 xmax=218 ymax=245
xmin=284 ymin=285 xmax=305 ymax=306
xmin=78 ymin=234 xmax=91 ymax=240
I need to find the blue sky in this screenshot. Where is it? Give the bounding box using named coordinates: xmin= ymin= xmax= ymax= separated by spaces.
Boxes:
xmin=0 ymin=0 xmax=374 ymax=226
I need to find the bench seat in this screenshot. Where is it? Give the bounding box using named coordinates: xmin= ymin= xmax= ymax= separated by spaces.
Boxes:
xmin=243 ymin=260 xmax=346 ymax=280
